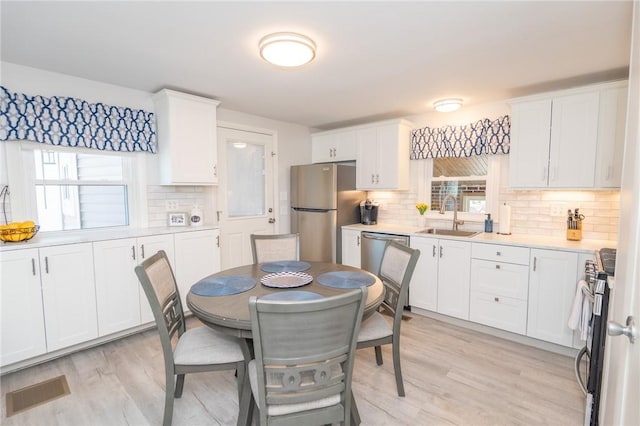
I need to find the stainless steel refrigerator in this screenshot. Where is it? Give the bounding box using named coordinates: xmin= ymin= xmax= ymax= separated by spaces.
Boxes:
xmin=291 ymin=164 xmax=364 ymax=263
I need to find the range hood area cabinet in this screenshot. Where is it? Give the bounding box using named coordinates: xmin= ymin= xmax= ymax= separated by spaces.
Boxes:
xmin=355 ymin=119 xmax=412 ymax=190
xmin=508 ymin=81 xmax=627 ymax=189
xmin=311 ymin=129 xmax=357 ymax=163
xmin=151 ymin=89 xmax=220 ymax=185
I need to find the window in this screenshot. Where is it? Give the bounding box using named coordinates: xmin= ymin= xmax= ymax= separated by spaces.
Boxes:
xmin=431 ymin=155 xmax=488 ymax=213
xmin=29 ymin=148 xmax=131 ymax=232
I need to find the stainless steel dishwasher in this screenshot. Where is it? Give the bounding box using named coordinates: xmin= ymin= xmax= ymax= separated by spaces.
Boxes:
xmin=361 ymin=232 xmax=410 ymax=308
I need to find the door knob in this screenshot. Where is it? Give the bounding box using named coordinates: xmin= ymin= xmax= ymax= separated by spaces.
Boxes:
xmin=607 ymin=316 xmax=637 ymax=343
xmin=268 ymin=218 xmax=276 ymax=224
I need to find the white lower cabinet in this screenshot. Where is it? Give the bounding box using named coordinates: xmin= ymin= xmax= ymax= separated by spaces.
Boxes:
xmin=409 ymin=237 xmax=439 ymax=312
xmin=527 ymin=248 xmax=578 ymax=346
xmin=40 ymin=243 xmax=98 ymax=352
xmin=174 ymin=229 xmax=220 ymax=312
xmin=341 ymin=228 xmax=361 ymax=268
xmin=411 ymin=237 xmax=471 ymax=319
xmin=437 ymin=239 xmax=471 ymax=320
xmin=93 ymin=234 xmax=175 ymax=336
xmin=469 ymin=243 xmax=530 ymax=335
xmin=0 ymin=249 xmax=47 ymax=366
xmin=0 ymin=229 xmax=216 ymax=370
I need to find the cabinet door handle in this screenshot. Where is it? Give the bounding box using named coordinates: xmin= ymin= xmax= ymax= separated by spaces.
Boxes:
xmin=141 ymin=244 xmax=145 ymax=259
xmin=494 ymin=297 xmax=500 ymax=302
xmin=495 ymin=264 xmax=501 ymax=269
xmin=606 ymin=165 xmax=612 ymax=180
xmin=213 ymin=164 xmax=217 ymax=177
xmin=496 ymin=251 xmax=501 ymax=256
xmin=32 ymin=258 xmax=36 ymax=276
xmin=432 ymin=245 xmax=436 ymax=257
xmin=376 ymin=174 xmax=379 ymax=184
xmin=132 ymin=245 xmax=136 ymax=260
xmin=533 ymin=257 xmax=537 ymax=271
xmin=216 ymin=235 xmax=220 ymax=248
xmin=371 ymin=174 xmax=375 ymax=184
xmin=357 ymin=236 xmax=360 ymax=246
xmin=439 ymin=246 xmax=443 ymax=258
xmin=45 ymin=256 xmax=49 ymax=274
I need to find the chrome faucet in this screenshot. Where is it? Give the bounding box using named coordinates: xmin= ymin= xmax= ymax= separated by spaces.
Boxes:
xmin=439 ymin=194 xmax=464 ymax=231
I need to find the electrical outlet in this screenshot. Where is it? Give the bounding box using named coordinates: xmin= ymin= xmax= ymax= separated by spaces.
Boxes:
xmin=550 ymin=203 xmax=567 ymax=217
xmin=165 ymin=200 xmax=179 ymax=211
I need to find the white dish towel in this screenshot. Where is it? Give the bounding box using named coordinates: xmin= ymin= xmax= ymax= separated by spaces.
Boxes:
xmin=568 ymin=279 xmax=592 ymax=341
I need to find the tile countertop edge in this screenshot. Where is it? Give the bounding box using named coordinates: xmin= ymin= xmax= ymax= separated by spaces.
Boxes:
xmin=0 ymin=225 xmax=220 ymax=251
xmin=342 ymin=223 xmax=616 ymax=253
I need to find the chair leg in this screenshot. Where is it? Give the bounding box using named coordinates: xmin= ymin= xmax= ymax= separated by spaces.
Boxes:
xmin=174 ymin=374 xmax=185 ymax=398
xmin=392 ymin=341 xmax=405 ymax=397
xmin=374 ymin=346 xmax=384 ymax=366
xmin=164 ymin=370 xmax=176 ymax=426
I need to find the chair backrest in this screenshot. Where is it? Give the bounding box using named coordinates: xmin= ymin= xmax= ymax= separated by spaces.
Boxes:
xmin=250 ymin=233 xmax=300 ymax=264
xmin=249 ymin=287 xmax=367 ymax=424
xmin=135 ymin=250 xmax=186 ymax=361
xmin=378 ymin=241 xmax=420 ymax=328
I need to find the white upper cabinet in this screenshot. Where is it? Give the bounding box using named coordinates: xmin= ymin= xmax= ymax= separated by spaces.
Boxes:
xmin=509 ymin=81 xmax=627 ymax=189
xmin=594 ymin=86 xmax=628 ymax=188
xmin=152 ymin=89 xmax=220 ymax=185
xmin=356 ymin=120 xmax=411 ymax=190
xmin=311 ymin=130 xmax=357 ymax=163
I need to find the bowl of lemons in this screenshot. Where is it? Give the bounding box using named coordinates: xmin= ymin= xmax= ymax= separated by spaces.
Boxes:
xmin=0 ymin=221 xmax=39 ymax=242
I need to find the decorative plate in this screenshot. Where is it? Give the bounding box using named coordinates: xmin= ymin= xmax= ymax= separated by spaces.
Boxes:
xmin=261 ymin=260 xmax=311 ymax=273
xmin=316 ymin=271 xmax=376 ymax=288
xmin=191 ymin=276 xmax=256 ymax=297
xmin=260 ymin=272 xmax=313 ymax=288
xmin=261 ymin=291 xmax=323 ymax=301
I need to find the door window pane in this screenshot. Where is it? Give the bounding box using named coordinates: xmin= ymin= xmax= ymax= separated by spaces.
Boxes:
xmin=226 ymin=141 xmax=265 ymax=217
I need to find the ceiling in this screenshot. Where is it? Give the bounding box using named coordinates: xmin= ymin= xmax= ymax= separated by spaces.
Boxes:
xmin=0 ymin=1 xmax=633 ymax=130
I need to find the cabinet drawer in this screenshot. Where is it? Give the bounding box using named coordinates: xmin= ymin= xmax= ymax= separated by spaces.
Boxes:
xmin=472 ymin=243 xmax=530 ymax=265
xmin=470 ymin=291 xmax=528 ymax=335
xmin=470 ymin=259 xmax=529 ymax=300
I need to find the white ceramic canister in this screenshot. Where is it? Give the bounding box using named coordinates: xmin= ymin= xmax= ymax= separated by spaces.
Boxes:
xmin=189 ymin=204 xmax=203 ymax=226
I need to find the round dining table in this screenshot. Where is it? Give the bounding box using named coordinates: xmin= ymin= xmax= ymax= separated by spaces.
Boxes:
xmin=186 ymin=261 xmax=384 ymax=426
xmin=186 ymin=261 xmax=385 ymax=338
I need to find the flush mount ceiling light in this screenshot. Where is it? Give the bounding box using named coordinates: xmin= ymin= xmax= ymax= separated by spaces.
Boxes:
xmin=433 ymin=98 xmax=463 ymax=112
xmin=259 ymin=32 xmax=316 ymax=67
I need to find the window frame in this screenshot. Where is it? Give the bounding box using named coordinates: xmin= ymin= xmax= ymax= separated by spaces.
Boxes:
xmin=422 ymin=155 xmax=504 ymax=223
xmin=4 ymin=141 xmax=147 ymax=233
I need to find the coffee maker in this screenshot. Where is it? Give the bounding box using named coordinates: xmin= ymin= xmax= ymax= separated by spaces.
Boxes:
xmin=360 ymin=200 xmax=379 ymax=225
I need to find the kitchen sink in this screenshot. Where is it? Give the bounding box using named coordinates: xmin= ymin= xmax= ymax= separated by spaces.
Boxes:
xmin=417 ymin=228 xmax=480 ymax=237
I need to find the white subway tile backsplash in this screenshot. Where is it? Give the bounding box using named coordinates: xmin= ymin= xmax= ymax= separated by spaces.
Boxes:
xmin=146 ymin=185 xmax=214 ymax=228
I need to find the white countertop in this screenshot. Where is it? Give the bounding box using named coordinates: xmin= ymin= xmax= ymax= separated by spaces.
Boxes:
xmin=343 ymin=223 xmax=616 ymax=253
xmin=0 ymin=225 xmax=219 ymax=251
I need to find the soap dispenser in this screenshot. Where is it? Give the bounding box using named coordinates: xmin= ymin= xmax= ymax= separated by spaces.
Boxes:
xmin=484 ymin=213 xmax=493 ymax=233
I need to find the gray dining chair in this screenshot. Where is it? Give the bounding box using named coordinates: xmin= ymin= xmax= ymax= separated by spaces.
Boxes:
xmin=248 ymin=287 xmax=367 ymax=426
xmin=356 ymin=240 xmax=420 ymax=397
xmin=250 ymin=233 xmax=300 ymax=264
xmin=135 ymin=250 xmax=246 ymax=426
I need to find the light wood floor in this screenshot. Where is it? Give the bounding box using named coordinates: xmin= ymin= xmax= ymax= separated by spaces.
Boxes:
xmin=1 ymin=313 xmax=585 ymax=425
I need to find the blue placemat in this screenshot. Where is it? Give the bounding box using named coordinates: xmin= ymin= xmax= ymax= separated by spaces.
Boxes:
xmin=261 ymin=260 xmax=311 ymax=273
xmin=316 ymin=271 xmax=376 ymax=288
xmin=261 ymin=291 xmax=323 ymax=301
xmin=191 ymin=276 xmax=256 ymax=296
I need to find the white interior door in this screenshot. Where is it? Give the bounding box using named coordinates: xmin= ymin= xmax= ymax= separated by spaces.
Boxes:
xmin=217 ymin=126 xmax=276 ymax=269
xmin=601 ymin=4 xmax=640 ymax=424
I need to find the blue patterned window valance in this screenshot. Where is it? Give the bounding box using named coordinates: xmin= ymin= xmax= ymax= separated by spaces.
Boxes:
xmin=0 ymin=86 xmax=156 ymax=153
xmin=411 ymin=115 xmax=510 ymax=159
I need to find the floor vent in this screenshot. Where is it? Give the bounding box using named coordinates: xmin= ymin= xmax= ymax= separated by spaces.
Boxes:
xmin=6 ymin=375 xmax=70 ymax=417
